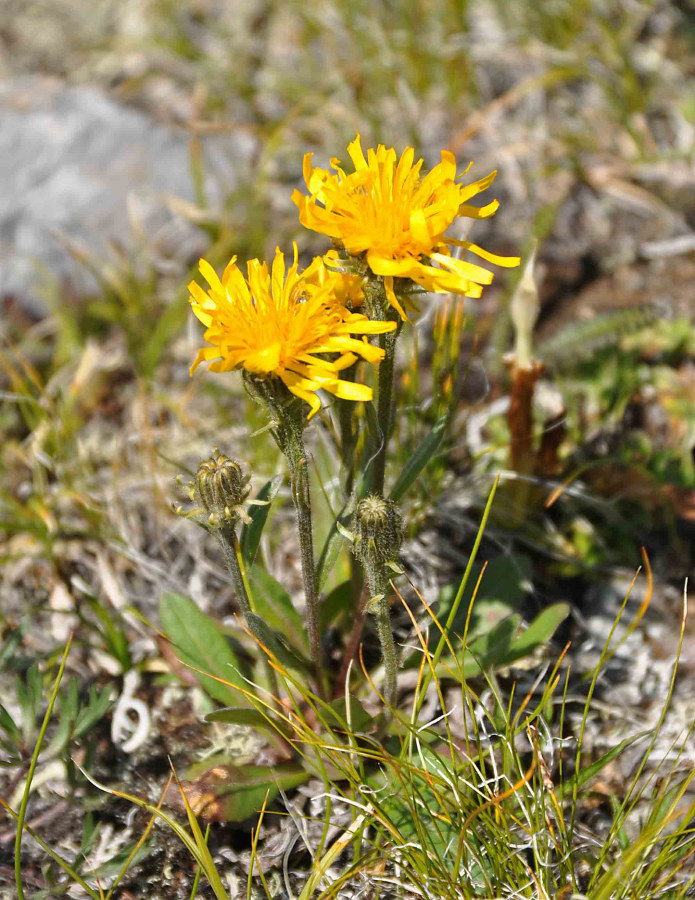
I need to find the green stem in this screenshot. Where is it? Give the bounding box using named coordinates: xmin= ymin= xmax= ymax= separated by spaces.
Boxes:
xmin=337 ymin=362 xmax=358 ymax=496
xmin=364 ymin=564 xmax=398 ymax=713
xmin=374 ymin=596 xmax=397 ymax=711
xmin=216 ymin=524 xmax=281 ymax=703
xmin=245 ymin=376 xmax=324 ymax=693
xmin=286 ymin=437 xmax=324 ymax=695
xmin=372 ymin=327 xmax=398 ymax=497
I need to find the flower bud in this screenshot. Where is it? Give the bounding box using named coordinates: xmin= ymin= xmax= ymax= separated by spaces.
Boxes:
xmin=194 ymin=449 xmax=250 ymax=527
xmin=353 ymin=494 xmax=403 ymax=567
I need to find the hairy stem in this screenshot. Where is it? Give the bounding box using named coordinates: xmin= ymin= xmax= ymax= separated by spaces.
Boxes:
xmin=285 ymin=439 xmax=324 ymax=695
xmin=364 ymin=563 xmax=398 ymax=713
xmin=373 ymin=596 xmax=398 ymax=712
xmin=217 ymin=524 xmax=281 ymax=703
xmin=372 ymin=327 xmax=398 ymax=497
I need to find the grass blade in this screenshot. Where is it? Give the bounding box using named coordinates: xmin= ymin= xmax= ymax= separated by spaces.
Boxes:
xmin=15 ymin=634 xmax=73 ymax=900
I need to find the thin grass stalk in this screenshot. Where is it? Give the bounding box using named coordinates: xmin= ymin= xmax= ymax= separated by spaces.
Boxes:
xmin=189 ymin=823 xmax=210 ymax=900
xmin=412 ymin=474 xmax=499 ymax=721
xmin=78 ymin=764 xmax=229 ymax=899
xmin=15 ymin=634 xmax=73 ymax=900
xmin=0 ymin=799 xmax=101 ymax=900
xmin=106 ymin=775 xmax=172 ymax=899
xmin=588 ymin=579 xmax=689 ymax=892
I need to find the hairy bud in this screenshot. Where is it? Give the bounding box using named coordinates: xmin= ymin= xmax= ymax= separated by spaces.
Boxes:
xmin=193 ymin=449 xmax=251 ymax=527
xmin=353 ymin=494 xmax=403 ymax=567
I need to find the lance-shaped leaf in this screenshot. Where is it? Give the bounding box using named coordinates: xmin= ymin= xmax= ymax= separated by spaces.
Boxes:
xmin=390 ymin=414 xmax=447 ymax=503
xmin=240 ymin=475 xmax=283 ymax=567
xmin=315 ymin=496 xmax=356 ymax=591
xmin=160 ymin=592 xmax=248 ymax=707
xmin=249 ymin=566 xmax=307 ymax=655
xmin=168 ymin=762 xmax=309 ymax=822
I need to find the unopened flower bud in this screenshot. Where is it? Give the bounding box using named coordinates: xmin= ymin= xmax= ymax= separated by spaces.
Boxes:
xmin=194 ymin=449 xmax=250 ymax=526
xmin=353 ymin=494 xmax=403 ymax=567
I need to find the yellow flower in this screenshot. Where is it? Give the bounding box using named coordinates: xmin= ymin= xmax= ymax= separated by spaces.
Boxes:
xmin=188 ymin=247 xmax=395 ymax=418
xmin=304 ymin=249 xmax=364 ymax=309
xmin=292 ymin=135 xmax=520 ymax=319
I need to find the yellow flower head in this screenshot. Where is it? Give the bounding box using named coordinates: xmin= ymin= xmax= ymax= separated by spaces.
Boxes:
xmin=188 ymin=247 xmax=395 ymax=418
xmin=292 ymin=135 xmax=520 ymax=318
xmin=303 ymin=249 xmax=365 ymax=309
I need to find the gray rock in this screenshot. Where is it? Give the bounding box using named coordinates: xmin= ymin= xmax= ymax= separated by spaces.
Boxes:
xmin=0 ymin=77 xmax=256 ymax=312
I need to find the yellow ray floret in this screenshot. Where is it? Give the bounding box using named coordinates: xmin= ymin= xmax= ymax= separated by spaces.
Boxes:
xmin=188 ymin=247 xmax=395 ymax=418
xmin=292 ymin=135 xmax=520 ymax=319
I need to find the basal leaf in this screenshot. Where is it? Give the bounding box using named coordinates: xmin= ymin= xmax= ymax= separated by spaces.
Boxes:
xmin=322 ymin=695 xmax=373 ymax=734
xmin=435 ymin=554 xmax=533 ymax=639
xmin=249 ymin=566 xmax=307 ymax=654
xmin=503 ymin=603 xmax=569 ymax=663
xmin=160 ymin=592 xmax=247 ymax=707
xmin=173 ymin=762 xmax=309 ymax=822
xmin=205 ymin=706 xmax=293 ymax=741
xmin=573 ymin=731 xmax=651 ymax=790
xmin=319 ymin=580 xmax=353 ymax=631
xmin=246 ymin=613 xmax=312 ymax=673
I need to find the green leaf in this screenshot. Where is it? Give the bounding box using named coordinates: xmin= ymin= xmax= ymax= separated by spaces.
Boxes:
xmin=73 ymin=685 xmax=114 ymax=739
xmin=240 ymin=475 xmax=283 ymax=568
xmin=573 ymin=731 xmax=651 ymax=790
xmin=389 ymin=414 xmax=447 ymax=503
xmin=249 ymin=567 xmax=307 ymax=654
xmin=319 ymin=580 xmax=353 ymax=631
xmin=376 ymin=749 xmax=479 ymax=879
xmin=178 ymin=762 xmax=309 ymax=823
xmin=246 ymin=613 xmax=311 ymax=673
xmin=436 ymin=554 xmax=533 ymax=639
xmin=205 ymin=706 xmax=293 ymax=741
xmin=459 ymin=604 xmax=568 ymax=676
xmin=322 ymin=695 xmax=373 ymax=734
xmin=502 ymin=603 xmax=569 ymax=664
xmin=0 ymin=621 xmax=26 ymax=672
xmin=0 ymin=704 xmax=19 ymax=743
xmin=315 ymin=497 xmax=355 ymax=591
xmin=160 ymin=592 xmax=248 ymax=707
xmin=84 ymin=597 xmax=131 ymax=671
xmin=467 ymin=614 xmax=521 ymax=668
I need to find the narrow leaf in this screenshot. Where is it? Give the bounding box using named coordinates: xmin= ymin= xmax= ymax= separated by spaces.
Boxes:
xmin=205 ymin=706 xmax=293 ymax=741
xmin=246 ymin=613 xmax=311 ymax=673
xmin=240 ymin=475 xmax=283 ymax=568
xmin=574 ymin=731 xmax=651 ymax=790
xmin=319 ymin=580 xmax=353 ymax=631
xmin=503 ymin=603 xmax=569 ymax=663
xmin=323 ymin=696 xmax=373 ymax=734
xmin=390 ymin=414 xmax=447 ymax=503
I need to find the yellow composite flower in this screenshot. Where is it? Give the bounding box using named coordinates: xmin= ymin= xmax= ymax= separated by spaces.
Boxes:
xmin=304 ymin=249 xmax=364 ymax=309
xmin=292 ymin=135 xmax=520 ymax=319
xmin=188 ymin=247 xmax=395 ymax=418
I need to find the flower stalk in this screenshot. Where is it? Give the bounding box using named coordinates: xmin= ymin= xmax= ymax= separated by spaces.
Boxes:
xmin=245 ymin=375 xmax=324 ymax=695
xmin=363 ymin=277 xmax=401 ymax=497
xmin=185 ymin=451 xmax=281 ymax=702
xmin=353 ymin=495 xmax=403 ymax=711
